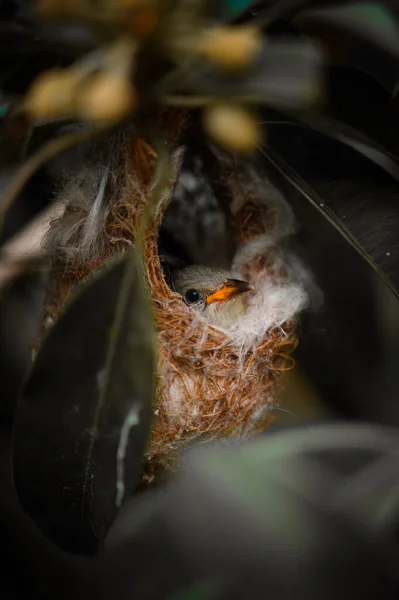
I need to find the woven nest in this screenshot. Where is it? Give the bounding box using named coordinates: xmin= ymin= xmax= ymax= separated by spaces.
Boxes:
xmin=42 ymin=112 xmax=308 ymax=473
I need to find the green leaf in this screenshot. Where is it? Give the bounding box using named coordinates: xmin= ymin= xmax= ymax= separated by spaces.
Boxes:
xmin=167 ymin=582 xmax=219 ymax=600
xmin=104 ymin=424 xmax=399 ymax=598
xmin=12 ymin=250 xmax=156 ymax=555
xmin=221 ymin=0 xmax=256 ymax=19
xmin=261 ymin=119 xmax=399 ymax=299
xmin=0 ymin=268 xmax=45 ymax=457
xmin=0 ymin=268 xmax=99 ymax=600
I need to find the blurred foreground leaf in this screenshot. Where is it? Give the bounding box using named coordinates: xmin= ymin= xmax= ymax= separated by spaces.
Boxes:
xmin=0 ymin=267 xmax=97 ymax=600
xmin=295 ymin=2 xmax=399 ymax=94
xmin=0 ymin=269 xmax=45 ymax=427
xmin=175 ymin=39 xmax=322 ymax=111
xmin=104 ymin=423 xmax=399 ymax=599
xmin=13 ymin=250 xmax=156 ymax=555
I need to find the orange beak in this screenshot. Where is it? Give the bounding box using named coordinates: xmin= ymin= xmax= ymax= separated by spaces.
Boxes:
xmin=206 ymin=279 xmax=254 ymax=305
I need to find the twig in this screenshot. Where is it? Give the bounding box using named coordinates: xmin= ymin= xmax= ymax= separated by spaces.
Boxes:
xmin=0 ymin=201 xmax=64 ymax=289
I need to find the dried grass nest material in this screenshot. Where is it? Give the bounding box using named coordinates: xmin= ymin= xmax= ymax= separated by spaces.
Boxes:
xmin=43 ymin=126 xmax=311 ymax=472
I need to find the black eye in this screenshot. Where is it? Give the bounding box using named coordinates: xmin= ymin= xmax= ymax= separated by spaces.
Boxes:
xmin=185 ymin=289 xmax=201 ymax=304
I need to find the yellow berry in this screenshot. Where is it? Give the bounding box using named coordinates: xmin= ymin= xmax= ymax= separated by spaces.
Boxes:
xmin=26 ymin=69 xmax=80 ymax=119
xmin=80 ymin=75 xmax=137 ymax=123
xmin=197 ymin=26 xmax=262 ymax=71
xmin=203 ymin=103 xmax=262 ymax=153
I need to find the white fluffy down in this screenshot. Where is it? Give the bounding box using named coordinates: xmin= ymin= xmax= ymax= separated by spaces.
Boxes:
xmin=196 ymin=168 xmax=318 ymax=351
xmin=230 ymin=237 xmax=311 ymax=349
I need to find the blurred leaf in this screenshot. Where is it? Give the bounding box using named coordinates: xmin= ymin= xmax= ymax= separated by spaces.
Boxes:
xmin=166 ymin=583 xmax=219 ymax=600
xmin=173 ymin=39 xmax=322 ymax=111
xmin=231 ymin=0 xmax=369 ymax=25
xmin=295 ymin=2 xmax=399 ymax=94
xmin=0 ymin=267 xmax=99 ymax=600
xmin=261 ymin=120 xmax=399 ymax=298
xmin=0 ymin=267 xmax=45 ymax=432
xmin=216 ymin=0 xmax=259 ymax=20
xmin=104 ymin=423 xmax=399 ymax=599
xmin=223 ymin=0 xmax=256 ymax=18
xmin=0 ymin=10 xmax=92 ymax=96
xmin=13 ymin=250 xmax=156 ymax=555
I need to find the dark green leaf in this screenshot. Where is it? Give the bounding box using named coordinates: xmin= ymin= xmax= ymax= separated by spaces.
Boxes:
xmin=166 ymin=583 xmax=219 ymax=600
xmin=261 ymin=121 xmax=399 ymax=298
xmin=0 ymin=267 xmax=45 ymax=439
xmin=231 ymin=0 xmax=365 ymax=25
xmin=314 ymin=67 xmax=399 ymax=158
xmin=0 ymin=268 xmax=98 ymax=600
xmin=291 ymin=111 xmax=399 ymax=183
xmin=295 ymin=3 xmax=399 ymax=94
xmin=104 ymin=424 xmax=399 ymax=599
xmin=13 ymin=250 xmax=156 ymax=555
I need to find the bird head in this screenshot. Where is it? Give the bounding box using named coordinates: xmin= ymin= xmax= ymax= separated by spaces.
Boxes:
xmin=173 ymin=265 xmax=254 ymax=328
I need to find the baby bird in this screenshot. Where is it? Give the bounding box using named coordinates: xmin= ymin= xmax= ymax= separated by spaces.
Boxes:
xmin=173 ymin=265 xmax=254 ymax=328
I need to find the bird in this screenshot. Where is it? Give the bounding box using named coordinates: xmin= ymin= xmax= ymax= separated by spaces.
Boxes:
xmin=173 ymin=265 xmax=254 ymax=328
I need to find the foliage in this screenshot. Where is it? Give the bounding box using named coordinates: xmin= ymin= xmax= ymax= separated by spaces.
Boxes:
xmin=1 ymin=1 xmax=399 ymax=598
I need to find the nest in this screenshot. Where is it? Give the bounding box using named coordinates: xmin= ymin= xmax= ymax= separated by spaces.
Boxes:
xmin=42 ymin=111 xmax=310 ymax=473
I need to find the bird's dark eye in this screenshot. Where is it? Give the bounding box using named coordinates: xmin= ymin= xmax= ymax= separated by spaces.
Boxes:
xmin=185 ymin=289 xmax=201 ymax=304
